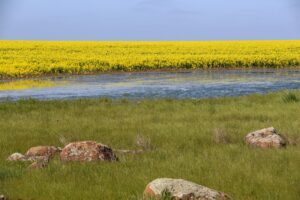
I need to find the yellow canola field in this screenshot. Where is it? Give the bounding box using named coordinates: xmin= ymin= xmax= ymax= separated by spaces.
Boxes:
xmin=0 ymin=40 xmax=299 ymax=78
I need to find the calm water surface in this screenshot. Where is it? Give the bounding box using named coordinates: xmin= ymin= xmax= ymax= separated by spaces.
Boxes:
xmin=1 ymin=69 xmax=300 ymax=100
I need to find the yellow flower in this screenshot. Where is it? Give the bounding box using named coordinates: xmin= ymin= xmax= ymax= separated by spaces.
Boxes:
xmin=0 ymin=40 xmax=299 ymax=78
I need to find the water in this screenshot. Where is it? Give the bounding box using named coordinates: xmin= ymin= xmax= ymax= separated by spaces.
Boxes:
xmin=1 ymin=69 xmax=300 ymax=100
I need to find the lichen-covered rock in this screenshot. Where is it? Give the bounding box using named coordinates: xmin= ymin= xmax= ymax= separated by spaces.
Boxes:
xmin=26 ymin=146 xmax=60 ymax=158
xmin=245 ymin=127 xmax=286 ymax=148
xmin=144 ymin=178 xmax=232 ymax=200
xmin=7 ymin=153 xmax=27 ymax=162
xmin=60 ymin=141 xmax=118 ymax=162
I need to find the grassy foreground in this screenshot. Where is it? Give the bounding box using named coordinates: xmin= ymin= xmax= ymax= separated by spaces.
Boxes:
xmin=1 ymin=40 xmax=300 ymax=78
xmin=0 ymin=92 xmax=300 ymax=200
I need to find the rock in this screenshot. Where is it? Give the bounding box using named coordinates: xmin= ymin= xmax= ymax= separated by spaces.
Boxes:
xmin=7 ymin=153 xmax=27 ymax=162
xmin=7 ymin=152 xmax=50 ymax=163
xmin=26 ymin=155 xmax=49 ymax=163
xmin=8 ymin=151 xmax=51 ymax=163
xmin=144 ymin=178 xmax=232 ymax=200
xmin=60 ymin=141 xmax=118 ymax=162
xmin=27 ymin=160 xmax=48 ymax=170
xmin=245 ymin=127 xmax=286 ymax=148
xmin=26 ymin=146 xmax=60 ymax=158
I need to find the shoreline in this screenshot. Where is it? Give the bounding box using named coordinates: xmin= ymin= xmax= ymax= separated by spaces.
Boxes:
xmin=1 ymin=66 xmax=300 ymax=81
xmin=0 ymin=89 xmax=299 ymax=102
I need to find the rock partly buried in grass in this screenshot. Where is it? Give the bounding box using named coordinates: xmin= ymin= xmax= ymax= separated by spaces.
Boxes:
xmin=27 ymin=155 xmax=49 ymax=163
xmin=27 ymin=160 xmax=48 ymax=170
xmin=0 ymin=194 xmax=6 ymax=200
xmin=7 ymin=152 xmax=27 ymax=161
xmin=7 ymin=152 xmax=50 ymax=170
xmin=26 ymin=146 xmax=61 ymax=158
xmin=60 ymin=141 xmax=118 ymax=162
xmin=144 ymin=178 xmax=232 ymax=200
xmin=245 ymin=127 xmax=286 ymax=148
xmin=7 ymin=146 xmax=60 ymax=162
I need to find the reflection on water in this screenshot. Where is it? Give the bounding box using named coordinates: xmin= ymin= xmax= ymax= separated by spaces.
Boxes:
xmin=0 ymin=69 xmax=300 ymax=100
xmin=0 ymin=80 xmax=57 ymax=91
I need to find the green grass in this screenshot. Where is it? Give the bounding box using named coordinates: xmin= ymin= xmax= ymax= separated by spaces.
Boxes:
xmin=282 ymin=92 xmax=299 ymax=103
xmin=0 ymin=92 xmax=300 ymax=200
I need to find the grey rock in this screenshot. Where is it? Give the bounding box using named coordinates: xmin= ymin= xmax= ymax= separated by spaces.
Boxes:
xmin=7 ymin=152 xmax=27 ymax=162
xmin=144 ymin=178 xmax=232 ymax=200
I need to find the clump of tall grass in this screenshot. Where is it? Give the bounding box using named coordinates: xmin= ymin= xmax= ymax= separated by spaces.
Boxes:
xmin=282 ymin=92 xmax=299 ymax=103
xmin=160 ymin=190 xmax=172 ymax=200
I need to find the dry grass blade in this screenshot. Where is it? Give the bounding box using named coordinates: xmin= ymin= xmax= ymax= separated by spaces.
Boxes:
xmin=136 ymin=134 xmax=152 ymax=151
xmin=213 ymin=128 xmax=231 ymax=144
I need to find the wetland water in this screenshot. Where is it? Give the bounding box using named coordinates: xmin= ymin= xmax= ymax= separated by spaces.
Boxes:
xmin=1 ymin=69 xmax=300 ymax=100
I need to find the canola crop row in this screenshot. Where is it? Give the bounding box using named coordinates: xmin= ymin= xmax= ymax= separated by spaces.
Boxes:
xmin=0 ymin=40 xmax=299 ymax=78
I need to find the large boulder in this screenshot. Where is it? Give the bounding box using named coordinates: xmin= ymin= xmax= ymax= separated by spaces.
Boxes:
xmin=60 ymin=141 xmax=118 ymax=162
xmin=26 ymin=146 xmax=60 ymax=158
xmin=245 ymin=127 xmax=286 ymax=148
xmin=144 ymin=178 xmax=232 ymax=200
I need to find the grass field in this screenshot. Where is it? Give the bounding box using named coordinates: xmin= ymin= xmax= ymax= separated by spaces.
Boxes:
xmin=0 ymin=91 xmax=300 ymax=199
xmin=0 ymin=40 xmax=300 ymax=78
